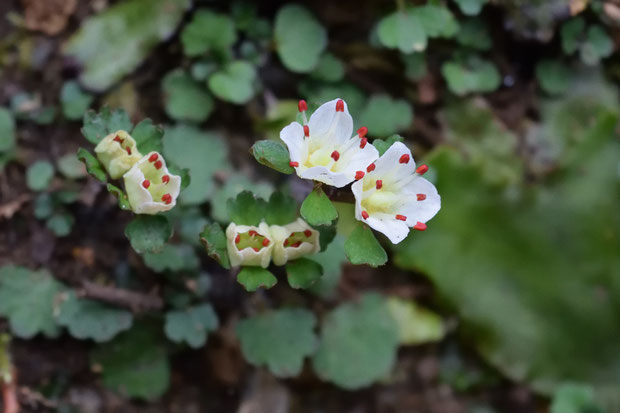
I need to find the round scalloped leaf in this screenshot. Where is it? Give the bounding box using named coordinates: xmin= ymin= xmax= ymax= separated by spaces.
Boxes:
xmin=56 ymin=291 xmax=133 ymax=342
xmin=81 ymin=107 xmax=132 ymax=145
xmin=208 ymin=60 xmax=257 ymax=104
xmin=286 ymin=258 xmax=323 ymax=289
xmin=143 ymin=244 xmax=199 ymax=273
xmin=60 ymin=81 xmax=94 ymax=120
xmin=211 ymin=175 xmax=273 ymax=223
xmin=181 ymin=9 xmax=237 ymax=57
xmin=312 ymin=293 xmax=399 ymax=390
xmin=46 ymin=212 xmax=75 ymax=237
xmin=58 ymin=153 xmax=87 ymax=179
xmin=274 ymin=4 xmax=327 ymax=73
xmin=131 ymin=118 xmax=164 ymax=154
xmin=236 ymin=308 xmax=317 ymax=377
xmin=125 ymin=215 xmax=173 ymax=254
xmin=227 ymin=191 xmax=268 ymax=226
xmin=453 ymin=0 xmax=488 ymax=16
xmin=377 ymin=10 xmax=427 ymax=53
xmin=162 ymin=69 xmax=214 ymax=122
xmin=344 ymin=223 xmax=387 ymax=268
xmin=535 ymin=59 xmax=571 ymax=95
xmin=441 ymin=57 xmax=501 ymax=96
xmin=26 ymin=160 xmax=54 ymax=192
xmin=264 ymin=191 xmax=297 ymax=226
xmin=359 ymin=95 xmax=413 ymax=137
xmin=236 ymin=267 xmax=277 ymax=292
xmin=164 ymin=304 xmax=218 ymax=348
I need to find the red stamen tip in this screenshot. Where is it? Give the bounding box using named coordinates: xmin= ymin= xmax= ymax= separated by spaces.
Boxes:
xmin=253 ymin=247 xmax=260 ymax=252
xmin=154 ymin=160 xmax=163 ymax=170
xmin=298 ymin=99 xmax=307 ymax=112
xmin=417 ymin=193 xmax=426 ymax=201
xmin=125 ymin=147 xmax=132 ymax=155
xmin=148 ymin=153 xmax=158 ymax=163
xmin=335 ymin=99 xmax=344 ymax=112
xmin=360 ymin=137 xmax=368 ymax=149
xmin=142 ymin=180 xmax=150 ymax=189
xmin=396 ymin=214 xmax=407 ymax=221
xmin=331 ymin=151 xmax=340 ymax=161
xmin=291 ymin=241 xmax=302 ymax=248
xmin=162 ymin=194 xmax=172 ymax=204
xmin=262 ymin=238 xmax=270 ymax=247
xmin=162 ymin=175 xmax=170 ymax=184
xmin=376 ymin=180 xmax=383 ymax=190
xmin=355 ymin=171 xmax=365 ymax=180
xmin=283 ymin=239 xmax=289 ymax=247
xmin=416 ymin=164 xmax=428 ymax=175
xmin=249 ymin=230 xmax=258 ymax=237
xmin=235 ymin=234 xmax=240 ymax=244
xmin=399 ymin=154 xmax=410 ymax=164
xmin=366 ymin=163 xmax=376 ymax=172
xmin=303 ymin=125 xmax=309 ymax=137
xmin=357 ymin=127 xmax=368 ymax=137
xmin=113 ymin=135 xmax=122 ymax=143
xmin=413 ymin=222 xmax=427 ymax=231
xmin=289 ymin=161 xmax=299 ymax=167
xmin=304 ymin=229 xmax=312 ymax=237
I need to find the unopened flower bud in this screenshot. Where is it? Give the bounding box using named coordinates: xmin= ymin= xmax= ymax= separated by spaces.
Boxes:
xmin=95 ymin=130 xmax=142 ymax=179
xmin=270 ymin=218 xmax=320 ymax=266
xmin=226 ymin=222 xmax=274 ymax=268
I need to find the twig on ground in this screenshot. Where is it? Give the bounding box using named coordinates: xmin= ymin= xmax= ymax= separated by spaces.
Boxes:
xmin=78 ymin=281 xmax=164 ymax=313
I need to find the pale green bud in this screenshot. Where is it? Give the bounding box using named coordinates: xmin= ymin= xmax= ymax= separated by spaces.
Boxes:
xmin=94 ymin=130 xmax=142 ymax=179
xmin=226 ymin=222 xmax=274 ymax=268
xmin=270 ymin=218 xmax=320 ymax=266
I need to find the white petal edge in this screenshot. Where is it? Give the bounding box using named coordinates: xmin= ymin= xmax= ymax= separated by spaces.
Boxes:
xmin=400 ymin=177 xmax=441 ymax=224
xmin=372 ymin=141 xmax=416 ymax=177
xmin=280 ymin=122 xmax=306 ymax=164
xmin=300 ymin=166 xmax=352 ymax=188
xmin=307 ymin=98 xmax=353 ymax=145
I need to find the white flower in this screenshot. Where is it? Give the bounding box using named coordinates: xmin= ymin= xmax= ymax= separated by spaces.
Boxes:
xmin=280 ymin=98 xmax=379 ymax=188
xmin=351 ymin=142 xmax=441 ymax=244
xmin=123 ymin=152 xmax=182 ymax=214
xmin=270 ymin=218 xmax=320 ymax=266
xmin=226 ymin=222 xmax=274 ymax=268
xmin=95 ymin=130 xmax=142 ymax=179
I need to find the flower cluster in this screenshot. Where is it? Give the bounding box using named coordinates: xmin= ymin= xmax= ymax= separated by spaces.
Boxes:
xmin=226 ymin=218 xmax=320 ymax=268
xmin=281 ymin=99 xmax=441 ymax=244
xmin=94 ymin=131 xmax=181 ymax=214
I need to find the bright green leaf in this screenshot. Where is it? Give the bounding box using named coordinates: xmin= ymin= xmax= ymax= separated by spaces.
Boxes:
xmin=81 ymin=107 xmax=132 ymax=144
xmin=300 ymin=187 xmax=338 ymax=226
xmin=286 ymin=258 xmax=323 ymax=289
xmin=236 ymin=267 xmax=277 ymax=292
xmin=581 ymin=25 xmax=613 ymax=66
xmin=125 ymin=215 xmax=172 ymax=254
xmin=344 ymin=223 xmax=387 ymax=267
xmin=106 ymin=183 xmax=132 ymax=210
xmin=199 ymin=222 xmax=231 ymax=269
xmin=227 ymin=191 xmax=267 ymax=226
xmin=164 ymin=304 xmax=218 ymax=348
xmin=264 ymin=191 xmax=297 ymax=225
xmin=550 ymin=384 xmax=603 ymax=413
xmin=211 ymin=175 xmax=273 ymax=223
xmin=377 ymin=10 xmax=426 ymax=53
xmin=373 ymin=135 xmax=404 ymax=156
xmin=131 ymin=118 xmax=164 ymax=154
xmin=77 ymin=148 xmax=107 ymax=182
xmin=251 ymin=140 xmax=295 ymax=174
xmin=359 ymin=95 xmax=413 ymax=137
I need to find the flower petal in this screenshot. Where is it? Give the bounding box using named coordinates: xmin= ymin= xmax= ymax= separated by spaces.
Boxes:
xmin=300 ymin=165 xmax=352 ymax=188
xmin=366 ymin=216 xmax=410 ymax=244
xmin=308 ymin=98 xmax=353 ymax=145
xmin=280 ymin=122 xmax=306 ymax=164
xmin=400 ymin=177 xmax=441 ymax=223
xmin=334 ymin=140 xmax=379 ymax=179
xmin=372 ymin=141 xmax=416 ymax=178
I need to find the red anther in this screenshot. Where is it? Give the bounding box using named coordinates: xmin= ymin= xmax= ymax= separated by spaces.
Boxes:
xmin=249 ymin=230 xmax=258 ymax=236
xmin=399 ymin=154 xmax=410 ymax=164
xmin=376 ymin=180 xmax=383 ymax=190
xmin=125 ymin=147 xmax=132 ymax=155
xmin=417 ymin=193 xmax=426 ymax=201
xmin=253 ymin=247 xmax=260 ymax=252
xmin=235 ymin=234 xmax=240 ymax=244
xmin=331 ymin=150 xmax=340 ymax=161
xmin=283 ymin=239 xmax=289 ymax=247
xmin=162 ymin=175 xmax=170 ymax=184
xmin=142 ymin=180 xmax=150 ymax=189
xmin=289 ymin=161 xmax=299 ymax=167
xmin=291 ymin=241 xmax=302 ymax=248
xmin=335 ymin=99 xmax=344 ymax=112
xmin=303 ymin=125 xmax=309 ymax=137
xmin=162 ymin=194 xmax=172 ymax=204
xmin=355 ymin=171 xmax=365 ymax=180
xmin=366 ymin=163 xmax=376 ymax=172
xmin=304 ymin=229 xmax=312 ymax=237
xmin=154 ymin=160 xmax=163 ymax=169
xmin=262 ymin=238 xmax=270 ymax=247
xmin=361 ymin=211 xmax=369 ymax=220
xmin=396 ymin=214 xmax=407 ymax=221
xmin=413 ymin=222 xmax=427 ymax=231
xmin=148 ymin=153 xmax=158 ymax=163
xmin=357 ymin=127 xmax=368 ymax=137
xmin=359 ymin=137 xmax=368 ymax=148
xmin=416 ymin=164 xmax=428 ymax=175
xmin=113 ymin=135 xmax=122 ymax=143
xmin=298 ymin=99 xmax=307 ymax=112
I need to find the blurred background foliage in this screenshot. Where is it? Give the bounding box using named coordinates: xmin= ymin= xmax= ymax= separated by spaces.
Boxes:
xmin=0 ymin=0 xmax=619 ymax=412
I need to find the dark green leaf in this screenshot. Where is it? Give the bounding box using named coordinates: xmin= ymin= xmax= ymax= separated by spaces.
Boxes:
xmin=131 ymin=118 xmax=164 ymax=154
xmin=180 ymin=9 xmax=237 ymax=57
xmin=77 ymin=148 xmax=107 ymax=183
xmin=286 ymin=258 xmax=323 ymax=289
xmin=81 ymin=107 xmax=132 ymax=144
xmin=264 ymin=191 xmax=297 ymax=225
xmin=199 ymin=222 xmax=231 ymax=269
xmin=207 ymin=60 xmax=257 ymax=104
xmin=106 ymin=184 xmax=132 ymax=210
xmin=125 ymin=215 xmax=173 ymax=254
xmin=143 ymin=244 xmax=199 ymax=273
xmin=164 ymin=304 xmax=218 ymax=348
xmin=60 ymin=81 xmax=94 ymax=120
xmin=227 ymin=191 xmax=267 ymax=226
xmin=251 ymin=140 xmax=295 ymax=174
xmin=300 ymin=187 xmax=338 ymax=226
xmin=26 ymin=160 xmax=54 ymax=192
xmin=46 ymin=212 xmax=75 ymax=237
xmin=162 ymin=69 xmax=214 ymax=123
xmin=344 ymin=223 xmax=387 ymax=267
xmin=236 ymin=266 xmax=277 ymax=292
xmin=373 ymin=135 xmax=404 ymax=156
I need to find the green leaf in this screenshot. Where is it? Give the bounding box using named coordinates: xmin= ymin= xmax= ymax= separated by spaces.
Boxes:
xmin=164 ymin=304 xmax=218 ymax=348
xmin=236 ymin=308 xmax=317 ymax=377
xmin=264 ymin=191 xmax=297 ymax=225
xmin=26 ymin=160 xmax=54 ymax=191
xmin=441 ymin=56 xmax=501 ymax=96
xmin=208 ymin=60 xmax=257 ymax=104
xmin=91 ymin=323 xmax=170 ymax=400
xmin=81 ymin=107 xmax=132 ymax=144
xmin=181 ymin=9 xmax=236 ymax=57
xmin=310 ymin=53 xmax=345 ymax=83
xmin=561 ymin=17 xmax=585 ymax=55
xmin=386 ymin=297 xmax=445 ymax=345
xmin=0 ymin=107 xmax=16 ymax=153
xmin=162 ymin=69 xmax=214 ymax=123
xmin=60 ymin=80 xmax=94 ymax=120
xmin=453 ymin=0 xmax=488 ymax=16
xmin=58 ymin=153 xmax=86 ymax=179
xmin=0 ymin=265 xmax=65 ymax=339
xmin=143 ymin=244 xmax=199 ymax=273
xmin=300 ymin=187 xmax=338 ymax=226
xmin=46 ymin=212 xmax=75 ymax=237
xmin=535 ymin=59 xmax=572 ymax=95
xmin=344 ymin=223 xmax=387 ymax=267
xmin=309 ymin=235 xmax=346 ymax=298
xmin=236 ymin=267 xmax=277 ymax=292
xmin=64 ymin=0 xmax=191 ymax=91
xmin=359 ymin=95 xmax=413 ymax=137
xmin=227 ymin=191 xmax=267 ymax=226
xmin=125 ymin=215 xmax=172 ymax=254
xmin=550 ymin=384 xmax=603 ymax=413
xmin=211 ymin=175 xmax=273 ymax=222
xmin=131 ymin=118 xmax=164 ymax=154
xmin=106 ymin=184 xmax=131 ymax=210
xmin=413 ymin=4 xmax=459 ymax=38
xmin=250 ymin=140 xmax=295 ymax=174
xmin=581 ymin=25 xmax=613 ymax=66
xmin=77 ymin=148 xmax=107 ymax=182
xmin=313 ymin=293 xmax=399 ymax=390
xmin=163 ymin=125 xmax=228 ymax=205
xmin=401 ymin=52 xmax=427 ymax=81
xmin=199 ymin=222 xmax=231 ymax=269
xmin=274 ymin=4 xmax=327 ymax=73
xmin=373 ymin=135 xmax=404 ymax=156
xmin=286 ymin=258 xmax=323 ymax=289
xmin=34 ymin=193 xmax=54 ymax=219
xmin=456 ymin=18 xmax=492 ymax=51
xmin=377 ymin=10 xmax=426 ymax=53
xmin=56 ymin=291 xmax=133 ymax=342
